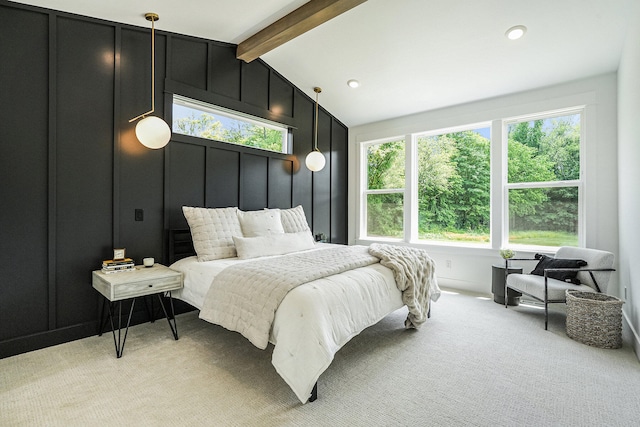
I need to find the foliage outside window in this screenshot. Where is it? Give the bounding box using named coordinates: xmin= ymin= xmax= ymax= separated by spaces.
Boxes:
xmin=364 ymin=140 xmax=405 ymax=238
xmin=172 ymin=95 xmax=289 ymax=153
xmin=506 ymin=111 xmax=582 ymax=247
xmin=416 ymin=128 xmax=490 ymax=243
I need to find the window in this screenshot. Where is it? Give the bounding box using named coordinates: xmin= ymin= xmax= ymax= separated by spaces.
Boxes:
xmin=362 ymin=139 xmax=405 ymax=239
xmin=505 ymin=110 xmax=582 ymax=247
xmin=359 ymin=108 xmax=584 ymax=250
xmin=172 ymin=95 xmax=289 ymax=153
xmin=415 ymin=126 xmax=491 ymax=244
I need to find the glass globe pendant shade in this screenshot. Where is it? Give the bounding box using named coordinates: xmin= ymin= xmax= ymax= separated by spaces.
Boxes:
xmin=305 ymin=150 xmax=326 ymax=172
xmin=135 ymin=115 xmax=171 ymax=149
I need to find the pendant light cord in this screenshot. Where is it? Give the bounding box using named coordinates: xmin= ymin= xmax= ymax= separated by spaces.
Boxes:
xmin=313 ymin=87 xmax=321 ymax=151
xmin=149 ymin=15 xmax=156 ymax=116
xmin=129 ymin=13 xmax=159 ymax=123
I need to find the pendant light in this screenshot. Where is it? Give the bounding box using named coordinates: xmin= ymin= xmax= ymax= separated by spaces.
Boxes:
xmin=305 ymin=87 xmax=326 ymax=172
xmin=129 ymin=12 xmax=171 ymax=149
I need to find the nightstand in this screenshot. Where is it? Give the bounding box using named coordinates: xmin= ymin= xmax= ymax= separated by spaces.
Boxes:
xmin=491 ymin=263 xmax=522 ymax=306
xmin=92 ymin=264 xmax=183 ymax=357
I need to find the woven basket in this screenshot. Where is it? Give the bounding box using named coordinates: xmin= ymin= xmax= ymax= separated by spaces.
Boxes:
xmin=566 ymin=290 xmax=624 ymax=349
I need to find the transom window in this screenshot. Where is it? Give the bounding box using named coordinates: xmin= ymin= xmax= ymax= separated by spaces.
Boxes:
xmin=172 ymin=95 xmax=290 ymax=154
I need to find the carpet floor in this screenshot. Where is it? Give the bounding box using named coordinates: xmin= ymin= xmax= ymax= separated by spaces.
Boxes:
xmin=1 ymin=289 xmax=639 ymax=426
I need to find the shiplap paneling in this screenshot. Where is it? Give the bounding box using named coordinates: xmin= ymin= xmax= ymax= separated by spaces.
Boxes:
xmin=0 ymin=0 xmax=348 ymax=358
xmin=0 ymin=6 xmax=49 ymax=341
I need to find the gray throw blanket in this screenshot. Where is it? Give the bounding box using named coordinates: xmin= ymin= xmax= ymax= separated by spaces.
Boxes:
xmin=199 ymin=246 xmax=379 ymax=349
xmin=368 ymin=243 xmax=440 ymax=328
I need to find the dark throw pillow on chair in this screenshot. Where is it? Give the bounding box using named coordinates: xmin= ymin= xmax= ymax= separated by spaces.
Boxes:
xmin=531 ymin=254 xmax=587 ymax=284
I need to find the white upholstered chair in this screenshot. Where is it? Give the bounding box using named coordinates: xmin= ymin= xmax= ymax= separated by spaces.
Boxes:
xmin=505 ymin=247 xmax=615 ymax=329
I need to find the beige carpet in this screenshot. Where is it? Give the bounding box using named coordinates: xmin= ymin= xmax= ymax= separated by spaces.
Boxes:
xmin=2 ymin=289 xmax=639 ymax=426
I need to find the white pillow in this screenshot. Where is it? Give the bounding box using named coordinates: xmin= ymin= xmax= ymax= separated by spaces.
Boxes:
xmin=270 ymin=205 xmax=311 ymax=233
xmin=182 ymin=206 xmax=242 ymax=261
xmin=232 ymin=231 xmax=316 ymax=260
xmin=237 ymin=209 xmax=285 ymax=237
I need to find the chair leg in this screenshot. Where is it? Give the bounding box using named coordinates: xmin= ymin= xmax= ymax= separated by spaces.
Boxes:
xmin=504 ymin=272 xmax=509 ymax=309
xmin=544 ymin=275 xmax=549 ymax=330
xmin=544 ymin=301 xmax=548 ymax=330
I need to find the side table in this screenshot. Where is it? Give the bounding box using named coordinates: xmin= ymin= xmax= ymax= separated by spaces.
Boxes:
xmin=92 ymin=264 xmax=183 ymax=357
xmin=491 ymin=264 xmax=522 ymax=306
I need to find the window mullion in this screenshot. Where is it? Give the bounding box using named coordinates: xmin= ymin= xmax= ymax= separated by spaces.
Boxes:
xmin=405 ymin=134 xmax=415 ymax=242
xmin=359 ymin=142 xmax=367 ymax=240
xmin=491 ymin=119 xmax=504 ymax=249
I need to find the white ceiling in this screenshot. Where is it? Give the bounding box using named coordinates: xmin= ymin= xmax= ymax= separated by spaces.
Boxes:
xmin=12 ymin=0 xmax=634 ymax=127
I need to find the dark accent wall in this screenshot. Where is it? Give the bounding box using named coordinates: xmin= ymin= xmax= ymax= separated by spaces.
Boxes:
xmin=0 ymin=1 xmax=348 ymax=358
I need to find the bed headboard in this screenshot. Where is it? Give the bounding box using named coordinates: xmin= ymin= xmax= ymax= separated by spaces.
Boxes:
xmin=169 ymin=228 xmax=195 ymax=264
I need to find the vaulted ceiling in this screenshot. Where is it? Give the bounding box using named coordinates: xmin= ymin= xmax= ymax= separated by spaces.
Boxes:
xmin=13 ymin=0 xmax=635 ymax=127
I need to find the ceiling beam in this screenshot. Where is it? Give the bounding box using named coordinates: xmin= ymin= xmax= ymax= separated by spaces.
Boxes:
xmin=237 ymin=0 xmax=367 ymax=63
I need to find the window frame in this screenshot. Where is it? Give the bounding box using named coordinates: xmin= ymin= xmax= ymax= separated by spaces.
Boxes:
xmin=411 ymin=122 xmax=492 ymax=246
xmin=502 ymin=107 xmax=585 ymax=250
xmin=357 ymin=107 xmax=586 ymax=251
xmin=360 ymin=137 xmax=406 ymax=241
xmin=172 ymin=94 xmax=291 ymax=154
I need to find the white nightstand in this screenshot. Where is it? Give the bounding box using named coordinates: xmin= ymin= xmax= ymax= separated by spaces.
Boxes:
xmin=92 ymin=264 xmax=183 ymax=357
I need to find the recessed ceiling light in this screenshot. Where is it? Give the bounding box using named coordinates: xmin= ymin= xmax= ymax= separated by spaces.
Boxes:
xmin=347 ymin=79 xmax=360 ymax=88
xmin=505 ymin=25 xmax=527 ymax=40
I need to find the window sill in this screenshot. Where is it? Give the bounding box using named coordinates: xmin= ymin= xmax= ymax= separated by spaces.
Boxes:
xmin=355 ymin=238 xmax=557 ymax=258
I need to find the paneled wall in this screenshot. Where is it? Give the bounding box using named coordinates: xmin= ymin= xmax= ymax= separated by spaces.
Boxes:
xmin=0 ymin=1 xmax=348 ymax=358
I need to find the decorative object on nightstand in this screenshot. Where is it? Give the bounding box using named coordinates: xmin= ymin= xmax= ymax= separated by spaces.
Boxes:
xmin=113 ymin=248 xmax=126 ymax=260
xmin=499 ymin=248 xmax=515 ymax=260
xmin=92 ymin=264 xmax=183 ymax=357
xmin=314 ymin=233 xmax=327 ymax=243
xmin=101 ymin=257 xmax=135 ymax=274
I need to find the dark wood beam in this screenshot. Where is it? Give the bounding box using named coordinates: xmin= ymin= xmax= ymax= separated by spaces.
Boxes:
xmin=237 ymin=0 xmax=367 ymax=62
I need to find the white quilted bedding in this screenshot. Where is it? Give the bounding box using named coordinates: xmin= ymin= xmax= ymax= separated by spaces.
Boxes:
xmin=199 ymin=245 xmax=382 ymax=350
xmin=170 ymin=244 xmax=404 ymax=403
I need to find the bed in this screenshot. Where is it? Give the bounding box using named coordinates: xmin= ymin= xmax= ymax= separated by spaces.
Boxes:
xmin=169 ymin=206 xmax=440 ymax=403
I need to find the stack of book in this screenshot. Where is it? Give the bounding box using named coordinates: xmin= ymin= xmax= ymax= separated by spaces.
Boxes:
xmin=102 ymin=258 xmax=135 ymax=274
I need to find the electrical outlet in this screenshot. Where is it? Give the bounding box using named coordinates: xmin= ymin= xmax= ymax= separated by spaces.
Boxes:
xmin=446 ymin=259 xmax=452 ymax=268
xmin=135 ymin=209 xmax=144 ymax=221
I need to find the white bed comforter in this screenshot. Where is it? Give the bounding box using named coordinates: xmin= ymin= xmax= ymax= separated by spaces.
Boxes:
xmin=199 ymin=245 xmax=381 ymax=350
xmin=171 ymin=245 xmax=404 ymax=403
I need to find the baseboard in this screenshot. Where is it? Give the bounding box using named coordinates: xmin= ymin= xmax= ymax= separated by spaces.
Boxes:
xmin=622 ymin=309 xmax=640 ymax=362
xmin=437 ymin=277 xmax=491 ymax=296
xmin=0 ymin=322 xmax=98 ymax=359
xmin=0 ymin=302 xmax=196 ymax=360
